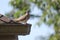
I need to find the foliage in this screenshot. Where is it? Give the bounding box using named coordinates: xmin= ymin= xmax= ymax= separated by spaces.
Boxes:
xmin=9 ymin=0 xmax=30 ymax=18
xmin=30 ymin=0 xmax=60 ymax=40
xmin=7 ymin=0 xmax=60 ymax=40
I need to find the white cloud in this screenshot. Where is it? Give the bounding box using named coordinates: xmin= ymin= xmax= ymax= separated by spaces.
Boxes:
xmin=30 ymin=3 xmax=42 ymax=16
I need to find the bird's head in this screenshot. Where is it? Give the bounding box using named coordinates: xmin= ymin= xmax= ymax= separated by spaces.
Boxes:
xmin=26 ymin=9 xmax=30 ymax=14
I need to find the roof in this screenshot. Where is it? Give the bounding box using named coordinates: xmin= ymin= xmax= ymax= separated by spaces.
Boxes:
xmin=0 ymin=14 xmax=31 ymax=35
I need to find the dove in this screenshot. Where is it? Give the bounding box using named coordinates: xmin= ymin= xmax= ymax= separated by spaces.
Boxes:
xmin=13 ymin=10 xmax=30 ymax=23
xmin=0 ymin=14 xmax=12 ymax=23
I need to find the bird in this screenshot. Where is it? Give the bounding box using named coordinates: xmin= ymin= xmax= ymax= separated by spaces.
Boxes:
xmin=0 ymin=14 xmax=12 ymax=23
xmin=13 ymin=10 xmax=30 ymax=23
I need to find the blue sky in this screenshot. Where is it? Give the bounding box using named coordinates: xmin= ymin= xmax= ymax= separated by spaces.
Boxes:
xmin=0 ymin=0 xmax=12 ymax=15
xmin=0 ymin=0 xmax=55 ymax=40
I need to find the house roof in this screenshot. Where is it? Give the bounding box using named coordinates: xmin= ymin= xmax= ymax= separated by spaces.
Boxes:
xmin=0 ymin=14 xmax=31 ymax=35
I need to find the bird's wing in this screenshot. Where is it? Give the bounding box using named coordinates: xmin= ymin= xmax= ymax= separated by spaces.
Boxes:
xmin=13 ymin=9 xmax=30 ymax=23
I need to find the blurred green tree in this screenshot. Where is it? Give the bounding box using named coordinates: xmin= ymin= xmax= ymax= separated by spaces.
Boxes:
xmin=7 ymin=0 xmax=60 ymax=40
